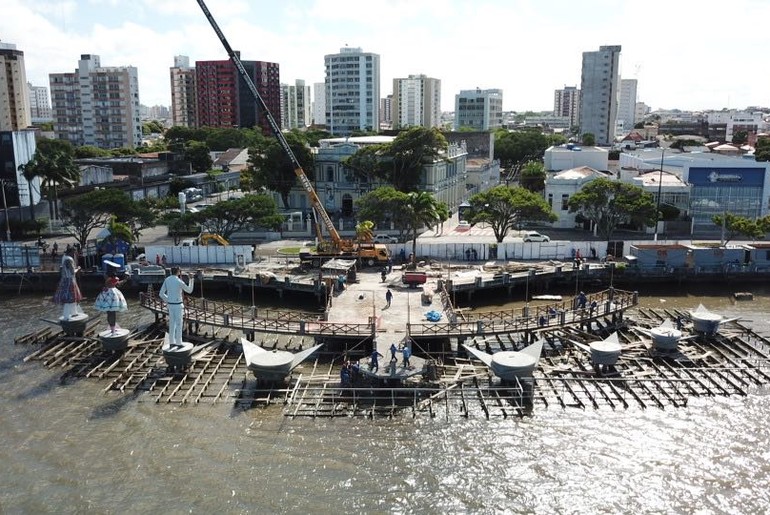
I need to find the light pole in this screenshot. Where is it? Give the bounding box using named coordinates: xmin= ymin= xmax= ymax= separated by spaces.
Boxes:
xmin=653 ymin=148 xmax=665 ymax=241
xmin=0 ymin=179 xmax=11 ymax=241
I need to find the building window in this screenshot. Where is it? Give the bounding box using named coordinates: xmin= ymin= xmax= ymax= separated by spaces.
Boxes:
xmin=561 ymin=194 xmax=569 ymax=211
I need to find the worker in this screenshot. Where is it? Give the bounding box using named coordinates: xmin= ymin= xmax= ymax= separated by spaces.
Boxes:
xmin=401 ymin=345 xmax=412 ymax=368
xmin=390 ymin=343 xmax=398 ymax=361
xmin=577 ymin=291 xmax=587 ymax=309
xmin=381 ymin=266 xmax=387 ymax=282
xmin=369 ymin=349 xmax=384 ymax=372
xmin=385 ymin=288 xmax=393 ymax=307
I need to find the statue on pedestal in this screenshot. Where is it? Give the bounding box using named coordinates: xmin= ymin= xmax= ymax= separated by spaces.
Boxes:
xmin=53 ymin=247 xmax=83 ymax=320
xmin=159 ymin=266 xmax=195 ymax=347
xmin=94 ymin=261 xmax=128 ymax=334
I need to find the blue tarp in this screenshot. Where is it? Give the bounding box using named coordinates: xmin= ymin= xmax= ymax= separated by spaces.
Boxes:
xmin=425 ymin=310 xmax=442 ymax=322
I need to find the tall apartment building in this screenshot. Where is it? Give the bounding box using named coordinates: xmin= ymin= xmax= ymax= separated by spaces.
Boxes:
xmin=324 ymin=46 xmax=380 ymax=136
xmin=312 ymin=82 xmax=325 ymax=126
xmin=49 ymin=54 xmax=141 ymax=149
xmin=0 ymin=129 xmax=38 ymax=210
xmin=280 ymin=79 xmax=311 ymax=130
xmin=380 ymin=95 xmax=392 ymax=127
xmin=27 ymin=82 xmax=51 ymax=121
xmin=0 ymin=42 xmax=31 ymax=131
xmin=617 ymin=78 xmax=638 ymax=135
xmin=553 ymin=86 xmax=580 ymax=130
xmin=579 ymin=45 xmax=621 ymax=145
xmin=454 ymin=88 xmax=503 ymax=131
xmin=392 ymin=74 xmax=441 ymax=130
xmin=170 ymin=55 xmax=197 ymax=128
xmin=196 ymin=55 xmax=280 ymax=133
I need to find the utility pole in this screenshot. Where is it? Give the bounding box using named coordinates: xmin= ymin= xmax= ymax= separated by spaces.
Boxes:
xmin=653 ymin=147 xmax=665 ymax=241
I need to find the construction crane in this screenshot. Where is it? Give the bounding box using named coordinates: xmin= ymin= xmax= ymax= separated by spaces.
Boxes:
xmin=195 ymin=0 xmax=352 ymax=255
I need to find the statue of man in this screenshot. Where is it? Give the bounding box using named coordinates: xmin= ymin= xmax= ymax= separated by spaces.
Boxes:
xmin=159 ymin=267 xmax=195 ymax=347
xmin=53 ymin=247 xmax=83 ymax=320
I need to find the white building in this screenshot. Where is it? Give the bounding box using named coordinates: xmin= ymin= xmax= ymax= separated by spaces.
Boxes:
xmin=312 ymin=82 xmax=325 ymax=126
xmin=170 ymin=55 xmax=197 ymax=128
xmin=553 ymin=86 xmax=580 ymax=130
xmin=621 ymin=149 xmax=770 ymax=234
xmin=50 ymin=54 xmax=142 ymax=149
xmin=0 ymin=129 xmax=39 ymax=209
xmin=635 ymin=102 xmax=650 ymax=124
xmin=281 ymin=79 xmax=311 ymax=130
xmin=0 ymin=42 xmax=31 ymax=131
xmin=544 ymin=166 xmax=611 ymax=229
xmin=392 ymin=74 xmax=441 ymax=130
xmin=454 ymin=88 xmax=503 ymax=131
xmin=544 ymin=144 xmax=609 ymax=172
xmin=278 ymin=135 xmax=468 ymax=233
xmin=27 ymin=82 xmax=51 ymax=122
xmin=579 ymin=45 xmax=621 ymax=145
xmin=617 ymin=79 xmax=637 ymax=136
xmin=324 ymin=46 xmax=380 ymax=136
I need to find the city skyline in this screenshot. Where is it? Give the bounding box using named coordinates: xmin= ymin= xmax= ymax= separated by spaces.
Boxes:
xmin=4 ymin=0 xmax=770 ymax=114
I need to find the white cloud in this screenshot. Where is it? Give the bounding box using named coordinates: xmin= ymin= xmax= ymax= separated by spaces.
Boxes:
xmin=3 ymin=0 xmax=770 ymax=113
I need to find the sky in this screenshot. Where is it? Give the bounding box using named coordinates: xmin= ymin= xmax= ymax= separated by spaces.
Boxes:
xmin=3 ymin=0 xmax=769 ymax=114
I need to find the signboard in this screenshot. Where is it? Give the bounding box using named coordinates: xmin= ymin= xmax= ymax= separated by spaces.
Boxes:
xmin=688 ymin=167 xmax=765 ymax=187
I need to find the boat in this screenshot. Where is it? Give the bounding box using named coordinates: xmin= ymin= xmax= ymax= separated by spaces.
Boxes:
xmin=240 ymin=338 xmax=323 ymax=381
xmin=462 ymin=339 xmax=543 ymax=381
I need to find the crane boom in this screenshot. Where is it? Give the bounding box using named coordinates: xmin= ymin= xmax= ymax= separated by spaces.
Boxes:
xmin=195 ymin=0 xmax=342 ymax=247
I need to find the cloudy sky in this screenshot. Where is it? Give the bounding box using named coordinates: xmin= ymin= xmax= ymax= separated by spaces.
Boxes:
xmin=3 ymin=0 xmax=769 ymax=113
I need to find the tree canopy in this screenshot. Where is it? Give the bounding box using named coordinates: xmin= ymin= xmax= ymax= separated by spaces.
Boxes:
xmin=467 ymin=185 xmax=557 ymax=242
xmin=193 ymin=194 xmax=284 ymax=240
xmin=568 ymin=178 xmax=657 ymax=241
xmin=343 ymin=127 xmax=448 ymax=192
xmin=581 ymin=133 xmax=596 ymax=146
xmin=518 ymin=161 xmax=546 ymax=192
xmin=712 ymin=213 xmax=770 ymax=244
xmin=755 ymin=137 xmax=770 ymax=162
xmin=60 ymin=188 xmax=136 ymax=247
xmin=247 ymin=131 xmax=314 ymax=208
xmin=355 ymin=186 xmax=448 ymax=256
xmin=494 ymin=130 xmax=550 ymax=170
xmin=18 ymin=138 xmax=80 ymax=221
xmin=184 ymin=141 xmax=213 ymax=174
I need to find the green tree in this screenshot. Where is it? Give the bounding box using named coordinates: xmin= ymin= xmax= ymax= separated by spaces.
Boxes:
xmin=185 ymin=140 xmax=213 ymax=174
xmin=342 ymin=145 xmax=385 ymax=185
xmin=519 ymin=161 xmax=546 ymax=192
xmin=380 ymin=127 xmax=448 ymax=191
xmin=206 ymin=127 xmax=249 ymax=151
xmin=355 ymin=187 xmax=448 ymax=256
xmin=568 ymin=178 xmax=657 ymax=241
xmin=468 ymin=186 xmax=557 ymax=243
xmin=247 ymin=131 xmax=314 ymax=208
xmin=712 ymin=213 xmax=770 ymax=244
xmin=355 ymin=220 xmax=375 ymax=242
xmin=194 ymin=194 xmax=284 ymax=240
xmin=304 ymin=129 xmax=333 ymax=147
xmin=60 ymin=188 xmax=136 ymax=248
xmin=756 ymin=137 xmax=770 ymax=162
xmin=494 ymin=129 xmax=550 ymax=170
xmin=732 ymin=130 xmax=748 ymax=146
xmin=581 ymin=133 xmax=596 ymax=146
xmin=74 ymin=145 xmax=111 ymax=158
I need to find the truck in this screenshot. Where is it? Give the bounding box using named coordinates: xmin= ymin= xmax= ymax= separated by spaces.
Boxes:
xmin=181 ymin=233 xmax=229 ymax=246
xmin=196 ymin=0 xmax=389 ymax=268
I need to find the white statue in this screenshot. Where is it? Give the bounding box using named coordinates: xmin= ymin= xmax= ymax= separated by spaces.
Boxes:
xmin=159 ymin=267 xmax=195 ymax=347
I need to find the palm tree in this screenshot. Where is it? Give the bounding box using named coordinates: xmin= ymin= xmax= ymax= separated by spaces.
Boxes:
xmin=18 ymin=145 xmax=80 ymax=222
xmin=404 ymin=191 xmax=449 ymax=261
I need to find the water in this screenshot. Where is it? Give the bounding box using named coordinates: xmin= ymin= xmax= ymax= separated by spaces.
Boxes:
xmin=2 ymin=290 xmax=770 ymax=513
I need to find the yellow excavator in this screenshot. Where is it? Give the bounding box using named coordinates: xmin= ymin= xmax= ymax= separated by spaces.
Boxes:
xmin=196 ymin=0 xmax=389 ymax=268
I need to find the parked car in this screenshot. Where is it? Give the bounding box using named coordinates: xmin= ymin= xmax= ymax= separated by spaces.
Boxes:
xmin=456 ymin=221 xmax=471 ymax=229
xmin=523 ymin=231 xmax=550 ymax=242
xmin=373 ymin=234 xmax=398 ymax=244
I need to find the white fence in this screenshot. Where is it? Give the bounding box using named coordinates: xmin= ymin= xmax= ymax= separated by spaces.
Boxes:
xmin=145 ymin=245 xmax=254 ymax=266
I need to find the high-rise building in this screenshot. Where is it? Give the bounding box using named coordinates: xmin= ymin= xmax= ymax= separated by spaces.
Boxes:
xmin=312 ymin=82 xmax=325 ymax=126
xmin=0 ymin=42 xmax=31 ymax=131
xmin=324 ymin=46 xmax=380 ymax=136
xmin=281 ymin=79 xmax=311 ymax=130
xmin=27 ymin=82 xmax=51 ymax=121
xmin=454 ymin=88 xmax=503 ymax=131
xmin=392 ymin=74 xmax=441 ymax=130
xmin=617 ymin=78 xmax=638 ymax=135
xmin=579 ymin=45 xmax=621 ymax=145
xmin=49 ymin=54 xmax=142 ymax=149
xmin=380 ymin=95 xmax=392 ymax=127
xmin=170 ymin=55 xmax=197 ymax=128
xmin=553 ymin=86 xmax=580 ymax=130
xmin=196 ymin=55 xmax=280 ymax=133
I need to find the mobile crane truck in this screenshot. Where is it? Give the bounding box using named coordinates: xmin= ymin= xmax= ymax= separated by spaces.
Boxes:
xmin=196 ymin=0 xmax=389 ymax=269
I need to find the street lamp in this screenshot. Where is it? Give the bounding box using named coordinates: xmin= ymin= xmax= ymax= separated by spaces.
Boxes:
xmin=653 ymin=148 xmax=665 ymax=241
xmin=0 ymin=179 xmax=11 ymax=241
